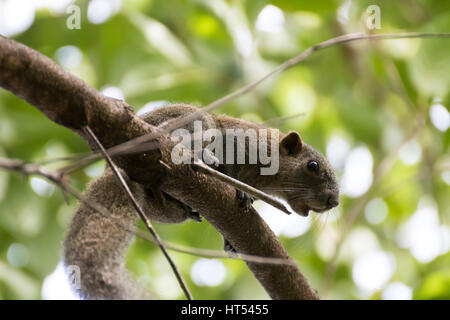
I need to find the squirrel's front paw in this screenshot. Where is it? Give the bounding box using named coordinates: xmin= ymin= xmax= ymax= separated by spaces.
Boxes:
xmin=236 ymin=189 xmax=254 ymax=212
xmin=223 ymin=238 xmax=237 ymax=254
xmin=148 ymin=186 xmax=167 ymax=207
xmin=181 ymin=203 xmax=202 ymax=222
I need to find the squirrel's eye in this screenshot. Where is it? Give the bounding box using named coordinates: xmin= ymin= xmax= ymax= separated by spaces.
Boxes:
xmin=307 ymin=160 xmax=319 ymax=172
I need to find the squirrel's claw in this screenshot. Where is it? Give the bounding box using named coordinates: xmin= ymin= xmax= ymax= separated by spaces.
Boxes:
xmin=223 ymin=238 xmax=237 ymax=254
xmin=181 ymin=203 xmax=202 ymax=222
xmin=189 ymin=211 xmax=202 ymax=222
xmin=236 ymin=189 xmax=254 ymax=212
xmin=150 ymin=187 xmax=167 ymax=208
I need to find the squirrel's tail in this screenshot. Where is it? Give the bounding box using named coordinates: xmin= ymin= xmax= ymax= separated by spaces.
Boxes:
xmin=63 ymin=169 xmax=148 ymax=299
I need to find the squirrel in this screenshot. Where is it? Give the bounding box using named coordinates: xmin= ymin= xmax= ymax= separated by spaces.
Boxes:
xmin=63 ymin=104 xmax=340 ymax=299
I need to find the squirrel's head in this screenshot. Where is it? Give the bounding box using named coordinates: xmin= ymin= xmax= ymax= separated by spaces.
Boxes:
xmin=278 ymin=131 xmax=339 ymax=217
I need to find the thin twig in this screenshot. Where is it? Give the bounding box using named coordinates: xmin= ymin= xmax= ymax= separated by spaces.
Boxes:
xmin=83 ymin=126 xmax=193 ymax=300
xmin=59 ymin=141 xmax=160 ymax=176
xmin=191 ymin=160 xmax=291 ymax=215
xmin=103 ymin=32 xmax=450 ymax=159
xmin=262 ymin=112 xmax=306 ymax=127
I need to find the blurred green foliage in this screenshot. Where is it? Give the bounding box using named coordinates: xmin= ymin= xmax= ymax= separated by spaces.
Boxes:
xmin=0 ymin=0 xmax=449 ymax=300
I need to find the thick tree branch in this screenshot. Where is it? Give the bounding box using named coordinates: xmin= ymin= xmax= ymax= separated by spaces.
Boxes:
xmin=0 ymin=35 xmax=318 ymax=299
xmin=0 ymin=35 xmax=162 ymax=183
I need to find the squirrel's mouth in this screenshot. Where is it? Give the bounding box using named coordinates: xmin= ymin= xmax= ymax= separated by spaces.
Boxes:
xmin=298 ymin=203 xmax=311 ymax=217
xmin=297 ymin=204 xmax=328 ymax=217
xmin=290 ymin=198 xmax=329 ymax=217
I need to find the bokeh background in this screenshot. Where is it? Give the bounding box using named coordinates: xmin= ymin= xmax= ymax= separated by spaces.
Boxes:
xmin=0 ymin=0 xmax=449 ymax=300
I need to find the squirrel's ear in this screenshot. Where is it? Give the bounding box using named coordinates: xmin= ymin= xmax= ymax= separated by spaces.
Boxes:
xmin=280 ymin=131 xmax=303 ymax=156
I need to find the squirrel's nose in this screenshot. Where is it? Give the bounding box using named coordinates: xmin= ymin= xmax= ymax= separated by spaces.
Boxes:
xmin=327 ymin=195 xmax=339 ymax=208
